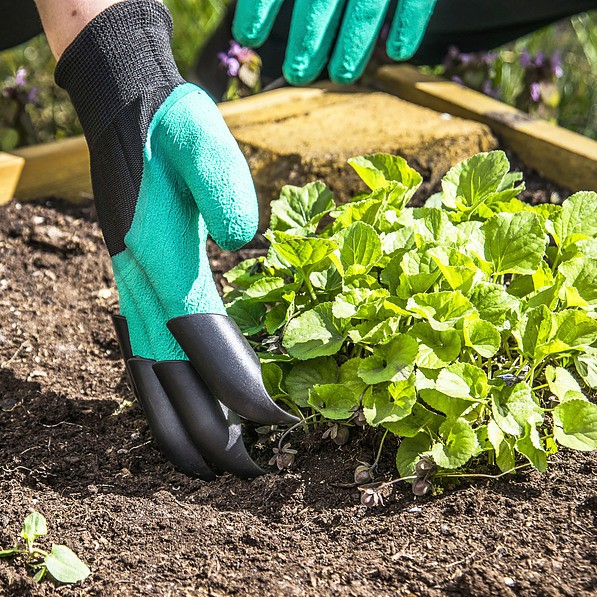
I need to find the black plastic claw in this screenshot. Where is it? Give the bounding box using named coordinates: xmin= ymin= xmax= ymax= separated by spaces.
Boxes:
xmin=111 ymin=314 xmax=134 ymax=364
xmin=153 ymin=360 xmax=264 ymax=479
xmin=167 ymin=314 xmax=299 ymax=426
xmin=126 ymin=357 xmax=216 ymax=481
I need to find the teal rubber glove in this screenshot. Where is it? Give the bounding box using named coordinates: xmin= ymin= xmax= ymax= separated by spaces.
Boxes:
xmin=111 ymin=82 xmax=254 ymax=363
xmin=56 ymin=0 xmax=296 ymax=480
xmin=233 ymin=0 xmax=437 ymax=84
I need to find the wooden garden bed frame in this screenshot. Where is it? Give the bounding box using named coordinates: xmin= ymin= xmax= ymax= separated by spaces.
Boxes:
xmin=1 ymin=64 xmax=596 ymax=205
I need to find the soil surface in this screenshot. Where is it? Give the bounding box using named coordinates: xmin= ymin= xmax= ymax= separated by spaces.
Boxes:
xmin=0 ymin=170 xmax=596 ymax=596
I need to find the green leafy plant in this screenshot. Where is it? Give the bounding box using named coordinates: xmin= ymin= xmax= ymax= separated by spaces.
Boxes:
xmin=225 ymin=150 xmax=597 ymax=496
xmin=0 ymin=511 xmax=90 ymax=584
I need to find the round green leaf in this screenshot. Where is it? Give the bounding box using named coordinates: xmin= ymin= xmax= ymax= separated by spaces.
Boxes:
xmin=553 ymin=399 xmax=597 ymax=451
xmin=431 ymin=418 xmax=479 ymax=469
xmin=348 ymin=153 xmax=422 ymax=196
xmin=409 ymin=322 xmax=461 ymax=369
xmin=226 ymin=300 xmax=266 ymax=335
xmin=285 ymin=357 xmax=338 ymax=407
xmin=270 ymin=181 xmax=334 ymax=234
xmin=307 ymin=384 xmax=359 ymax=420
xmin=337 ymin=221 xmax=382 ymax=273
xmin=482 ymin=211 xmax=547 ymax=275
xmin=267 ymin=230 xmax=338 ymax=270
xmin=363 ymin=378 xmax=416 ymax=426
xmin=283 ymin=303 xmax=345 ymax=360
xmin=464 ymin=318 xmax=501 ymax=358
xmin=357 ymin=334 xmax=418 ymax=384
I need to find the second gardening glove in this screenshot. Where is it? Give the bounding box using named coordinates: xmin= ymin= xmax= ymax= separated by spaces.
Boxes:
xmin=56 ymin=0 xmax=297 ymax=480
xmin=233 ymin=0 xmax=437 ymax=84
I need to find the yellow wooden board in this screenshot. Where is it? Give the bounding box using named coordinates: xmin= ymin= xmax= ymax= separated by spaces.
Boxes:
xmin=375 ymin=64 xmax=597 ymax=192
xmin=0 ymin=152 xmax=25 ymax=205
xmin=11 ymin=136 xmax=92 ymax=202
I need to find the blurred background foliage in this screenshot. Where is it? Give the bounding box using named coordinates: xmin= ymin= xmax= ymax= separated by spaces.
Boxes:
xmin=0 ymin=2 xmax=595 ymax=150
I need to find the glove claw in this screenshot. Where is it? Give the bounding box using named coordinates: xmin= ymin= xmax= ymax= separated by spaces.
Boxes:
xmin=167 ymin=313 xmax=299 ymax=426
xmin=126 ymin=357 xmax=216 ymax=480
xmin=153 ymin=360 xmax=264 ymax=478
xmin=112 ymin=314 xmax=266 ymax=479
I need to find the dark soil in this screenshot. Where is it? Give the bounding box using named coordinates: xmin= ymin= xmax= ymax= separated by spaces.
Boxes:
xmin=0 ymin=184 xmax=596 ymax=596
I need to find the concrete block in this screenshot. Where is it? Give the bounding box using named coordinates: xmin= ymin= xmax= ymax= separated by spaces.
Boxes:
xmin=224 ymin=84 xmax=498 ymax=228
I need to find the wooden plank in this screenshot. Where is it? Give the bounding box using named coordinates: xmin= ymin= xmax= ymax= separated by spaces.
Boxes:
xmin=0 ymin=152 xmax=25 ymax=205
xmin=374 ymin=64 xmax=597 ymax=192
xmin=11 ymin=136 xmax=92 ymax=202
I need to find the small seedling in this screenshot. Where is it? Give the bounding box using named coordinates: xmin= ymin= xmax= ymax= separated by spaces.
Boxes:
xmin=269 ymin=443 xmax=297 ymax=470
xmin=322 ymin=422 xmax=349 ymax=446
xmin=0 ymin=511 xmax=90 ymax=584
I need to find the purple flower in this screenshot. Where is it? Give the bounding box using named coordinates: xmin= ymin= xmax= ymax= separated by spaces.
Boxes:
xmin=530 ymin=82 xmax=541 ymax=103
xmin=534 ymin=51 xmax=546 ymax=68
xmin=227 ymin=40 xmax=253 ymax=63
xmin=519 ymin=49 xmax=531 ymax=69
xmin=458 ymin=51 xmax=473 ymax=65
xmin=227 ymin=57 xmax=240 ymax=77
xmin=27 ymin=87 xmax=39 ymax=104
xmin=228 ymin=40 xmax=243 ymax=57
xmin=219 ymin=40 xmax=258 ymax=78
xmin=218 ymin=52 xmax=240 ymax=76
xmin=14 ymin=68 xmax=27 ymax=88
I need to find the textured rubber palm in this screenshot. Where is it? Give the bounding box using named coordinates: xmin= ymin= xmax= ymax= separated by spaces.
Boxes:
xmin=112 ymin=83 xmax=259 ymax=361
xmin=233 ymin=0 xmax=437 ymax=84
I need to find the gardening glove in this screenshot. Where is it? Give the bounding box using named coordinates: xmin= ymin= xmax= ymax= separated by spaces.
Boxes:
xmin=233 ymin=0 xmax=437 ymax=84
xmin=55 ymin=0 xmax=297 ymax=480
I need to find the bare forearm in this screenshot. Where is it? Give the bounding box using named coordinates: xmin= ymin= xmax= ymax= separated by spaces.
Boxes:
xmin=34 ymin=0 xmax=126 ymax=59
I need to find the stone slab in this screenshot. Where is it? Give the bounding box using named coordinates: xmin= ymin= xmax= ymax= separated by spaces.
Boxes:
xmin=225 ymin=84 xmax=498 ymax=229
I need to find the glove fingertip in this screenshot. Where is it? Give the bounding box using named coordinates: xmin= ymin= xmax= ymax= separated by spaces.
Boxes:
xmin=282 ymin=62 xmax=319 ymax=86
xmin=329 ymin=61 xmax=361 ymax=85
xmin=231 ymin=24 xmax=268 ymax=49
xmin=218 ymin=218 xmax=258 ymax=252
xmin=386 ymin=41 xmax=417 ymax=62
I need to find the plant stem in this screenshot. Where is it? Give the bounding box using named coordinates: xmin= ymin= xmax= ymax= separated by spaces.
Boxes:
xmin=436 ymin=463 xmax=532 ymax=479
xmin=371 ymin=429 xmax=389 ymax=472
xmin=30 ymin=548 xmax=49 ymax=558
xmin=277 ymin=413 xmax=319 ymax=450
xmin=302 ymin=270 xmax=317 ymax=304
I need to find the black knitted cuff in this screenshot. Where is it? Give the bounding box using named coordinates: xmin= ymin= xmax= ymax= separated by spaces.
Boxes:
xmin=55 ymin=0 xmax=184 ymax=145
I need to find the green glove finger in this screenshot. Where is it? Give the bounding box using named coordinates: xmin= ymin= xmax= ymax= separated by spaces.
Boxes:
xmin=233 ymin=0 xmax=286 ymax=47
xmin=158 ymin=85 xmax=259 ymax=252
xmin=283 ymin=0 xmax=347 ymax=85
xmin=329 ymin=0 xmax=391 ymax=84
xmin=386 ymin=0 xmax=437 ymax=61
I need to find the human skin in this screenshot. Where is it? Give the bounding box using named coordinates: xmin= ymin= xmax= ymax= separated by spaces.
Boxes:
xmin=34 ymin=0 xmax=131 ymax=58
